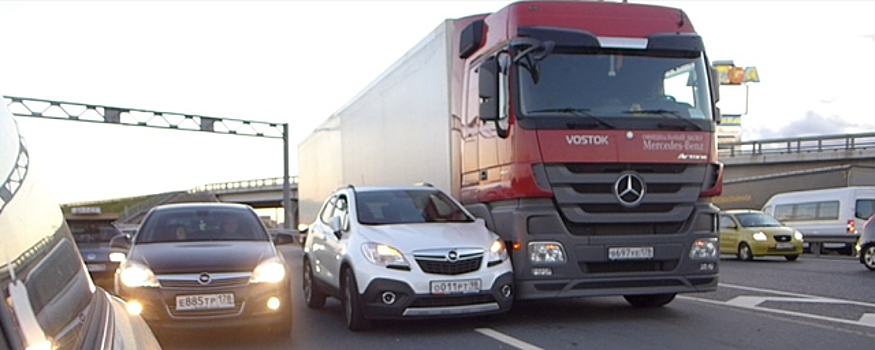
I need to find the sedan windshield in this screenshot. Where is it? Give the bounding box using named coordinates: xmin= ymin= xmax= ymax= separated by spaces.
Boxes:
xmin=518 ymin=51 xmax=712 ymax=120
xmin=356 ymin=190 xmax=473 ymax=225
xmin=137 ymin=208 xmax=268 ymax=243
xmin=735 ymin=213 xmax=783 ymax=228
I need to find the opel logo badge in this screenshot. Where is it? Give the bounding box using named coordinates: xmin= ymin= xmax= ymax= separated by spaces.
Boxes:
xmin=447 ymin=250 xmax=459 ymax=262
xmin=614 ymin=173 xmax=646 ymax=207
xmin=198 ymin=272 xmax=212 ymax=285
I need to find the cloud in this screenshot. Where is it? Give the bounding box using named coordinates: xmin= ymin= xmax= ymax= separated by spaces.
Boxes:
xmin=774 ymin=111 xmax=872 ymax=139
xmin=864 ymin=34 xmax=875 ymax=42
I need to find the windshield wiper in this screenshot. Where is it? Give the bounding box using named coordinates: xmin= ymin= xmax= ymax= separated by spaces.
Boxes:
xmin=623 ymin=109 xmax=702 ymax=131
xmin=528 ymin=108 xmax=616 ymax=129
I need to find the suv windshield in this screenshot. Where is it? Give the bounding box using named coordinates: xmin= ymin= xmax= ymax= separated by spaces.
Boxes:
xmin=736 ymin=213 xmax=783 ymax=228
xmin=137 ymin=208 xmax=267 ymax=243
xmin=356 ymin=190 xmax=473 ymax=225
xmin=518 ymin=51 xmax=712 ymax=120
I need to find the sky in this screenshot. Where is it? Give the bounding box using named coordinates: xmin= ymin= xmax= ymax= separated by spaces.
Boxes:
xmin=1 ymin=0 xmax=873 ymax=204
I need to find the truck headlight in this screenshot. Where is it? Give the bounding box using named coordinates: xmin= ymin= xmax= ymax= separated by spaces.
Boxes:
xmin=361 ymin=243 xmax=409 ymax=268
xmin=690 ymin=238 xmax=718 ymax=260
xmin=250 ymin=259 xmax=286 ymax=283
xmin=529 ymin=242 xmax=566 ymax=264
xmin=753 ymin=232 xmax=768 ymax=242
xmin=794 ymin=230 xmax=804 ymax=241
xmin=119 ymin=262 xmax=159 ymax=288
xmin=488 ymin=239 xmax=508 ymax=263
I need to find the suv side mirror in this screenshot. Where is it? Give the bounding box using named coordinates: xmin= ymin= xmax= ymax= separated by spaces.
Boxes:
xmin=110 ymin=234 xmax=131 ymax=250
xmin=330 ymin=216 xmax=343 ymax=239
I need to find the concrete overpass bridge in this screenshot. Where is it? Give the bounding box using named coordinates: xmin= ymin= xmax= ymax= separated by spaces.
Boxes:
xmin=714 ymin=132 xmax=875 ymax=209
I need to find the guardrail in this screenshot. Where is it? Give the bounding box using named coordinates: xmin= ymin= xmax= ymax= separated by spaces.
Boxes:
xmin=190 ymin=176 xmax=299 ymax=194
xmin=718 ymin=132 xmax=875 ymax=158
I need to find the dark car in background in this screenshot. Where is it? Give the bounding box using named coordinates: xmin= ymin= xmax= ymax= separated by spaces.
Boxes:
xmin=114 ymin=203 xmax=294 ymax=336
xmin=0 ymin=97 xmax=161 ymax=349
xmin=65 ymin=208 xmax=129 ymax=288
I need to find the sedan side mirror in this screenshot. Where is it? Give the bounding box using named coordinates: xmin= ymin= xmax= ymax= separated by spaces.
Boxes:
xmin=109 ymin=234 xmax=131 ymax=250
xmin=273 ymin=231 xmax=295 ymax=245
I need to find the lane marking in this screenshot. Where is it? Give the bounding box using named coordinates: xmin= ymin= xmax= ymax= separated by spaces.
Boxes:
xmin=719 ymin=283 xmax=875 ymax=308
xmin=475 ymin=328 xmax=546 ymax=350
xmin=678 ymin=296 xmax=875 ymax=329
xmin=861 ymin=314 xmax=875 ymax=326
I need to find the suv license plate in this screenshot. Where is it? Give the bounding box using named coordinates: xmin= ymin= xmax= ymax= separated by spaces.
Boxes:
xmin=608 ymin=247 xmax=654 ymax=261
xmin=176 ymin=293 xmax=235 ymax=311
xmin=430 ymin=279 xmax=481 ymax=295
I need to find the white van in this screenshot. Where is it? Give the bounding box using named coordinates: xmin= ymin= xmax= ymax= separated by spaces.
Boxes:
xmin=762 ymin=187 xmax=875 ymax=252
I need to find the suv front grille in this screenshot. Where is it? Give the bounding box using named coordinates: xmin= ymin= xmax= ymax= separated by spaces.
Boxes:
xmin=416 ymin=258 xmax=482 ymax=275
xmin=410 ymin=294 xmax=495 ymax=307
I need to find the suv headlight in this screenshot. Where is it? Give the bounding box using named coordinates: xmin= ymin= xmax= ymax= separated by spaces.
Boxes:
xmin=753 ymin=232 xmax=768 ymax=241
xmin=361 ymin=243 xmax=409 ymax=268
xmin=250 ymin=258 xmax=286 ymax=284
xmin=119 ymin=261 xmax=159 ymax=288
xmin=794 ymin=230 xmax=804 ymax=241
xmin=488 ymin=239 xmax=508 ymax=263
xmin=529 ymin=242 xmax=566 ymax=264
xmin=690 ymin=238 xmax=718 ymax=260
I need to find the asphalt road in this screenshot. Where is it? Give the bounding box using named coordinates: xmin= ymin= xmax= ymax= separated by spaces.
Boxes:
xmin=159 ymin=246 xmax=874 ymax=350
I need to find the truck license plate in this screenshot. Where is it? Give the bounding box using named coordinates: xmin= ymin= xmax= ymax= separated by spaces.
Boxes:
xmin=176 ymin=293 xmax=235 ymax=311
xmin=430 ymin=279 xmax=481 ymax=295
xmin=608 ymin=247 xmax=654 ymax=261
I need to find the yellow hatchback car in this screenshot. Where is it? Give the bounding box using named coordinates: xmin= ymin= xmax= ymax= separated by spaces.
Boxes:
xmin=719 ymin=210 xmax=804 ymax=261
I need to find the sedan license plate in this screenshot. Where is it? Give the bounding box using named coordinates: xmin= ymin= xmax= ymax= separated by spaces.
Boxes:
xmin=430 ymin=279 xmax=481 ymax=295
xmin=775 ymin=243 xmax=794 ymax=250
xmin=176 ymin=293 xmax=235 ymax=311
xmin=608 ymin=247 xmax=654 ymax=261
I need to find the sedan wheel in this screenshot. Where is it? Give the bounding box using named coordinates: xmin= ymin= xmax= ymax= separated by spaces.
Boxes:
xmin=738 ymin=243 xmax=753 ymax=261
xmin=785 ymin=254 xmax=799 ymax=261
xmin=864 ymin=246 xmax=875 ymax=271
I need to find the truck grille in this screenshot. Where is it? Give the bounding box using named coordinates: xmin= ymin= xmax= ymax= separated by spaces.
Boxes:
xmin=545 ymin=163 xmax=706 ymax=236
xmin=580 ymin=260 xmax=679 ymax=274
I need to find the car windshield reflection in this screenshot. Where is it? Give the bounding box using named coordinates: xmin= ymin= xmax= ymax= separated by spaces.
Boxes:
xmin=136 ymin=208 xmax=268 ymax=243
xmin=356 ymin=190 xmax=474 ymax=225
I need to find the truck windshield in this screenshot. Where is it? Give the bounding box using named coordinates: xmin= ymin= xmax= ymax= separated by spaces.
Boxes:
xmin=518 ymin=51 xmax=712 ymax=121
xmin=356 ymin=190 xmax=473 ymax=225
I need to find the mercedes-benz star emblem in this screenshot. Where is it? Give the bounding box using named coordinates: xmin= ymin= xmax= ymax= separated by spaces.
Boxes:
xmin=447 ymin=250 xmax=459 ymax=262
xmin=614 ymin=173 xmax=646 ymax=207
xmin=198 ymin=273 xmax=212 ymax=285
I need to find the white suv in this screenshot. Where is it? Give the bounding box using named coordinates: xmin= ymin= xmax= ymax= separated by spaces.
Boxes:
xmin=301 ymin=185 xmax=514 ymax=331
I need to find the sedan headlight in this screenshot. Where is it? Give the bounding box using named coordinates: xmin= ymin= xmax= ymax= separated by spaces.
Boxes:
xmin=361 ymin=243 xmax=409 ymax=268
xmin=690 ymin=238 xmax=718 ymax=260
xmin=250 ymin=259 xmax=287 ymax=284
xmin=109 ymin=252 xmax=127 ymax=263
xmin=488 ymin=239 xmax=508 ymax=263
xmin=794 ymin=230 xmax=804 ymax=241
xmin=119 ymin=261 xmax=158 ymax=288
xmin=753 ymin=232 xmax=768 ymax=242
xmin=529 ymin=242 xmax=566 ymax=264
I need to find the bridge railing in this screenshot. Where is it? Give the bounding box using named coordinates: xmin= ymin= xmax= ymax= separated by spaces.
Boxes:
xmin=190 ymin=176 xmax=299 ymax=194
xmin=719 ymin=132 xmax=875 ymax=157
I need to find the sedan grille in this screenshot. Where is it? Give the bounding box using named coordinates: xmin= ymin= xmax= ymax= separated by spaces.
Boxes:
xmin=157 ymin=272 xmax=251 ymax=289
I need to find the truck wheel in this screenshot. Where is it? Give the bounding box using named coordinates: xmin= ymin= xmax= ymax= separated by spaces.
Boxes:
xmin=624 ymin=293 xmax=676 ymax=308
xmin=784 ymin=254 xmax=799 ymax=261
xmin=342 ymin=267 xmax=371 ymax=331
xmin=737 ymin=243 xmax=753 ymax=261
xmin=863 ymin=245 xmax=875 ymax=271
xmin=303 ymin=259 xmax=326 ymax=309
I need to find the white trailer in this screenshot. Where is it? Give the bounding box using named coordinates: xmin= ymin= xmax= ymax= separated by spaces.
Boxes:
xmin=297 ymin=20 xmax=460 ymax=225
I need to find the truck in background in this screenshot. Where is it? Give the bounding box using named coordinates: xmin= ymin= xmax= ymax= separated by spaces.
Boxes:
xmin=299 ymin=1 xmax=723 ymax=307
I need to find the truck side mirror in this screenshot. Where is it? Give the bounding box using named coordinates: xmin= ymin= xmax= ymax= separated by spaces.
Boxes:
xmin=710 ymin=67 xmax=721 ymax=103
xmin=479 ymin=57 xmax=499 ymax=122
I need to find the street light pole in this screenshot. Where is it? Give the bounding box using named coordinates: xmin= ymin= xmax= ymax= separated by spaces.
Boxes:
xmin=282 ymin=123 xmax=292 ymax=230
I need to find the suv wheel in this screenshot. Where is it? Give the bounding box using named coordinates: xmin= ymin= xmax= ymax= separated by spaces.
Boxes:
xmin=342 ymin=267 xmax=371 ymax=331
xmin=863 ymin=245 xmax=875 ymax=271
xmin=303 ymin=259 xmax=326 ymax=309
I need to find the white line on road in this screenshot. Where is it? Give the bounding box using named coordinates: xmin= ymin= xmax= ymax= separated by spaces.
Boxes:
xmin=860 ymin=314 xmax=875 ymax=326
xmin=719 ymin=283 xmax=875 ymax=308
xmin=475 ymin=328 xmax=546 ymax=350
xmin=678 ymin=295 xmax=875 ymax=329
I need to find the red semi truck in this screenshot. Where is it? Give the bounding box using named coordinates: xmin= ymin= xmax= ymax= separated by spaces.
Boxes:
xmin=299 ymin=1 xmax=723 ymax=307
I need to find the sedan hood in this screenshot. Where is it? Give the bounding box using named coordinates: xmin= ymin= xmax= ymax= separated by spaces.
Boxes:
xmin=131 ymin=241 xmax=275 ymax=274
xmin=750 ymin=227 xmax=797 ymax=236
xmin=357 ymin=222 xmax=497 ymax=253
